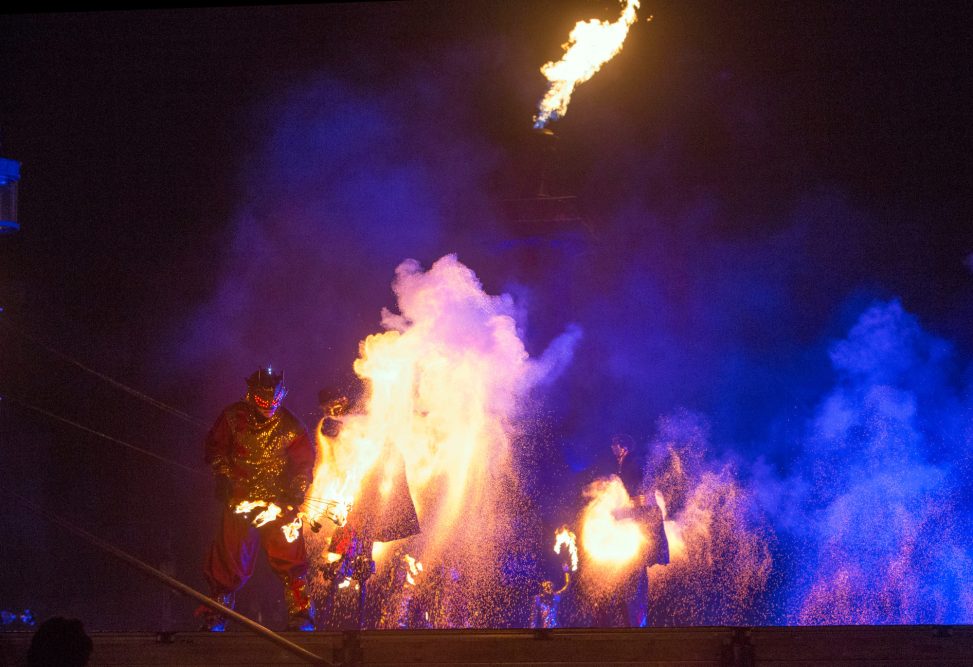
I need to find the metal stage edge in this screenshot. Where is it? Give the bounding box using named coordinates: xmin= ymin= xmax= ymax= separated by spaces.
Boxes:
xmin=3 ymin=625 xmax=973 ymax=666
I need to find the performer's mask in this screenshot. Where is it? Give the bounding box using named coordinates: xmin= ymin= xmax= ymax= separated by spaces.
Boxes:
xmin=246 ymin=367 xmax=286 ymax=417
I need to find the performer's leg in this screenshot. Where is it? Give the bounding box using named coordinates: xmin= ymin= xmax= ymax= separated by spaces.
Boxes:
xmin=262 ymin=526 xmax=313 ymax=631
xmin=625 ymin=565 xmax=649 ymax=628
xmin=199 ymin=509 xmax=258 ymax=630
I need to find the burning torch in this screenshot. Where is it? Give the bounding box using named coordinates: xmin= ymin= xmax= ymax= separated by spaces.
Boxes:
xmin=533 ymin=0 xmax=641 ymax=130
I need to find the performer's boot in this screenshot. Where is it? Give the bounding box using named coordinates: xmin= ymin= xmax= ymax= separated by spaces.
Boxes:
xmin=283 ymin=575 xmax=315 ymax=631
xmin=195 ymin=592 xmax=234 ymax=632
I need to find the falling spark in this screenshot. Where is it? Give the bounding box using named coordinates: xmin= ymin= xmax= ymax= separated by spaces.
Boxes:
xmin=554 ymin=525 xmax=579 ymax=572
xmin=533 ymin=0 xmax=640 ymax=129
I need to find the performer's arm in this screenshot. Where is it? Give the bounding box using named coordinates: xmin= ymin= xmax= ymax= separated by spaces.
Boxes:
xmin=286 ymin=430 xmax=316 ymax=504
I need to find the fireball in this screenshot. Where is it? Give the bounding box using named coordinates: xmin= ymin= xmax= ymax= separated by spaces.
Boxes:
xmin=579 ymin=476 xmax=646 ymax=566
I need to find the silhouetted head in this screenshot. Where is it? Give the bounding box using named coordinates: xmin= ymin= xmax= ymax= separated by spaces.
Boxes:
xmin=610 ymin=432 xmax=637 ymax=465
xmin=27 ymin=617 xmax=93 ymax=667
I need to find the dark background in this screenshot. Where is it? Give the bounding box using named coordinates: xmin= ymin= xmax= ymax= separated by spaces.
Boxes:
xmin=0 ymin=1 xmax=970 ymax=628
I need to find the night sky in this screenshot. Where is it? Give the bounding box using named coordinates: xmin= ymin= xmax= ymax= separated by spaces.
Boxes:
xmin=1 ymin=2 xmax=971 ymax=629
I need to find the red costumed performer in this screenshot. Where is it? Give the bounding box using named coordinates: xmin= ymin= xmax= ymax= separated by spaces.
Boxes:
xmin=198 ymin=367 xmax=316 ymax=631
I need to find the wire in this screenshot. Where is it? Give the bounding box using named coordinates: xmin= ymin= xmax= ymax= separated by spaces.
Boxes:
xmin=0 ymin=483 xmax=330 ymax=666
xmin=1 ymin=393 xmax=208 ymax=479
xmin=0 ymin=316 xmax=209 ymax=430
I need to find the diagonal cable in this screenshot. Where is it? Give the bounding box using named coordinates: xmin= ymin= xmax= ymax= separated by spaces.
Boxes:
xmin=1 ymin=393 xmax=207 ymax=479
xmin=0 ymin=316 xmax=208 ymax=430
xmin=0 ymin=483 xmax=330 ymax=666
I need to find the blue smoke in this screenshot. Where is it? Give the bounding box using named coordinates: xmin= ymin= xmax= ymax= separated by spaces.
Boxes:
xmin=773 ymin=300 xmax=973 ymax=623
xmin=172 ymin=70 xmax=502 ymax=418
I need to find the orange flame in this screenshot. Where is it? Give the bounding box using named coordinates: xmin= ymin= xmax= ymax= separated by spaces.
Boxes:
xmin=233 ymin=500 xmax=282 ymax=528
xmin=306 ymin=255 xmax=578 ymax=584
xmin=234 ymin=500 xmax=266 ymax=514
xmin=579 ymin=476 xmax=646 ymax=567
xmin=403 ymin=554 xmax=423 ymax=587
xmin=554 ymin=525 xmax=579 ymax=572
xmin=282 ymin=515 xmax=303 ymax=543
xmin=534 ymin=0 xmax=640 ymax=128
xmin=252 ymin=503 xmax=282 ymax=527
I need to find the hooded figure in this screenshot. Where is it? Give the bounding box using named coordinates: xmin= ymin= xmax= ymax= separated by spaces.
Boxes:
xmin=609 ymin=433 xmax=669 ymax=627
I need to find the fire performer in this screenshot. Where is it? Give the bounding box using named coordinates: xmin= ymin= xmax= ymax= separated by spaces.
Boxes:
xmin=530 ymin=527 xmax=577 ymax=629
xmin=609 ymin=433 xmax=669 ymax=627
xmin=197 ymin=367 xmax=316 ymax=632
xmin=315 ymin=386 xmax=420 ymax=629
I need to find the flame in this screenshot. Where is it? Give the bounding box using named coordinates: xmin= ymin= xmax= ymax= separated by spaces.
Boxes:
xmin=306 ymin=255 xmax=576 ymax=595
xmin=534 ymin=0 xmax=640 ymax=129
xmin=234 ymin=500 xmax=266 ymax=514
xmin=233 ymin=499 xmax=283 ymax=528
xmin=663 ymin=519 xmax=686 ymax=560
xmin=282 ymin=515 xmax=303 ymax=543
xmin=303 ymin=255 xmax=579 ymax=625
xmin=554 ymin=525 xmax=579 ymax=572
xmin=372 ymin=541 xmax=389 ymax=562
xmin=403 ymin=554 xmax=423 ymax=587
xmin=579 ymin=476 xmax=646 ymax=566
xmin=252 ymin=503 xmax=282 ymax=527
xmin=330 ymin=499 xmax=352 ymax=527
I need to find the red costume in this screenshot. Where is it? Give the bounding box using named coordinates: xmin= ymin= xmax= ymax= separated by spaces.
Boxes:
xmin=200 ymin=368 xmax=316 ymax=631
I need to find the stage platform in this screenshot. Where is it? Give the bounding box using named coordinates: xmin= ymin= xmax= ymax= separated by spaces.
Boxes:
xmin=2 ymin=626 xmax=972 ymax=666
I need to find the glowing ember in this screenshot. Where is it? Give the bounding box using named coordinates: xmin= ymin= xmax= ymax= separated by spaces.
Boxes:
xmin=534 ymin=0 xmax=640 ymax=129
xmin=579 ymin=476 xmax=646 ymax=566
xmin=554 ymin=525 xmax=578 ymax=572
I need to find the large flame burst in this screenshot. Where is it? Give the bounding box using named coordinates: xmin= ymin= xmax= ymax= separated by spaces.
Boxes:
xmin=306 ymin=254 xmax=578 ymax=624
xmin=579 ymin=476 xmax=647 ymax=568
xmin=534 ymin=0 xmax=640 ymax=129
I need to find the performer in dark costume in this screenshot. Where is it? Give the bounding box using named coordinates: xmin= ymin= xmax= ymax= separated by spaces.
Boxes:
xmin=198 ymin=367 xmax=316 ymax=632
xmin=315 ymin=386 xmax=420 ymax=629
xmin=609 ymin=433 xmax=669 ymax=627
